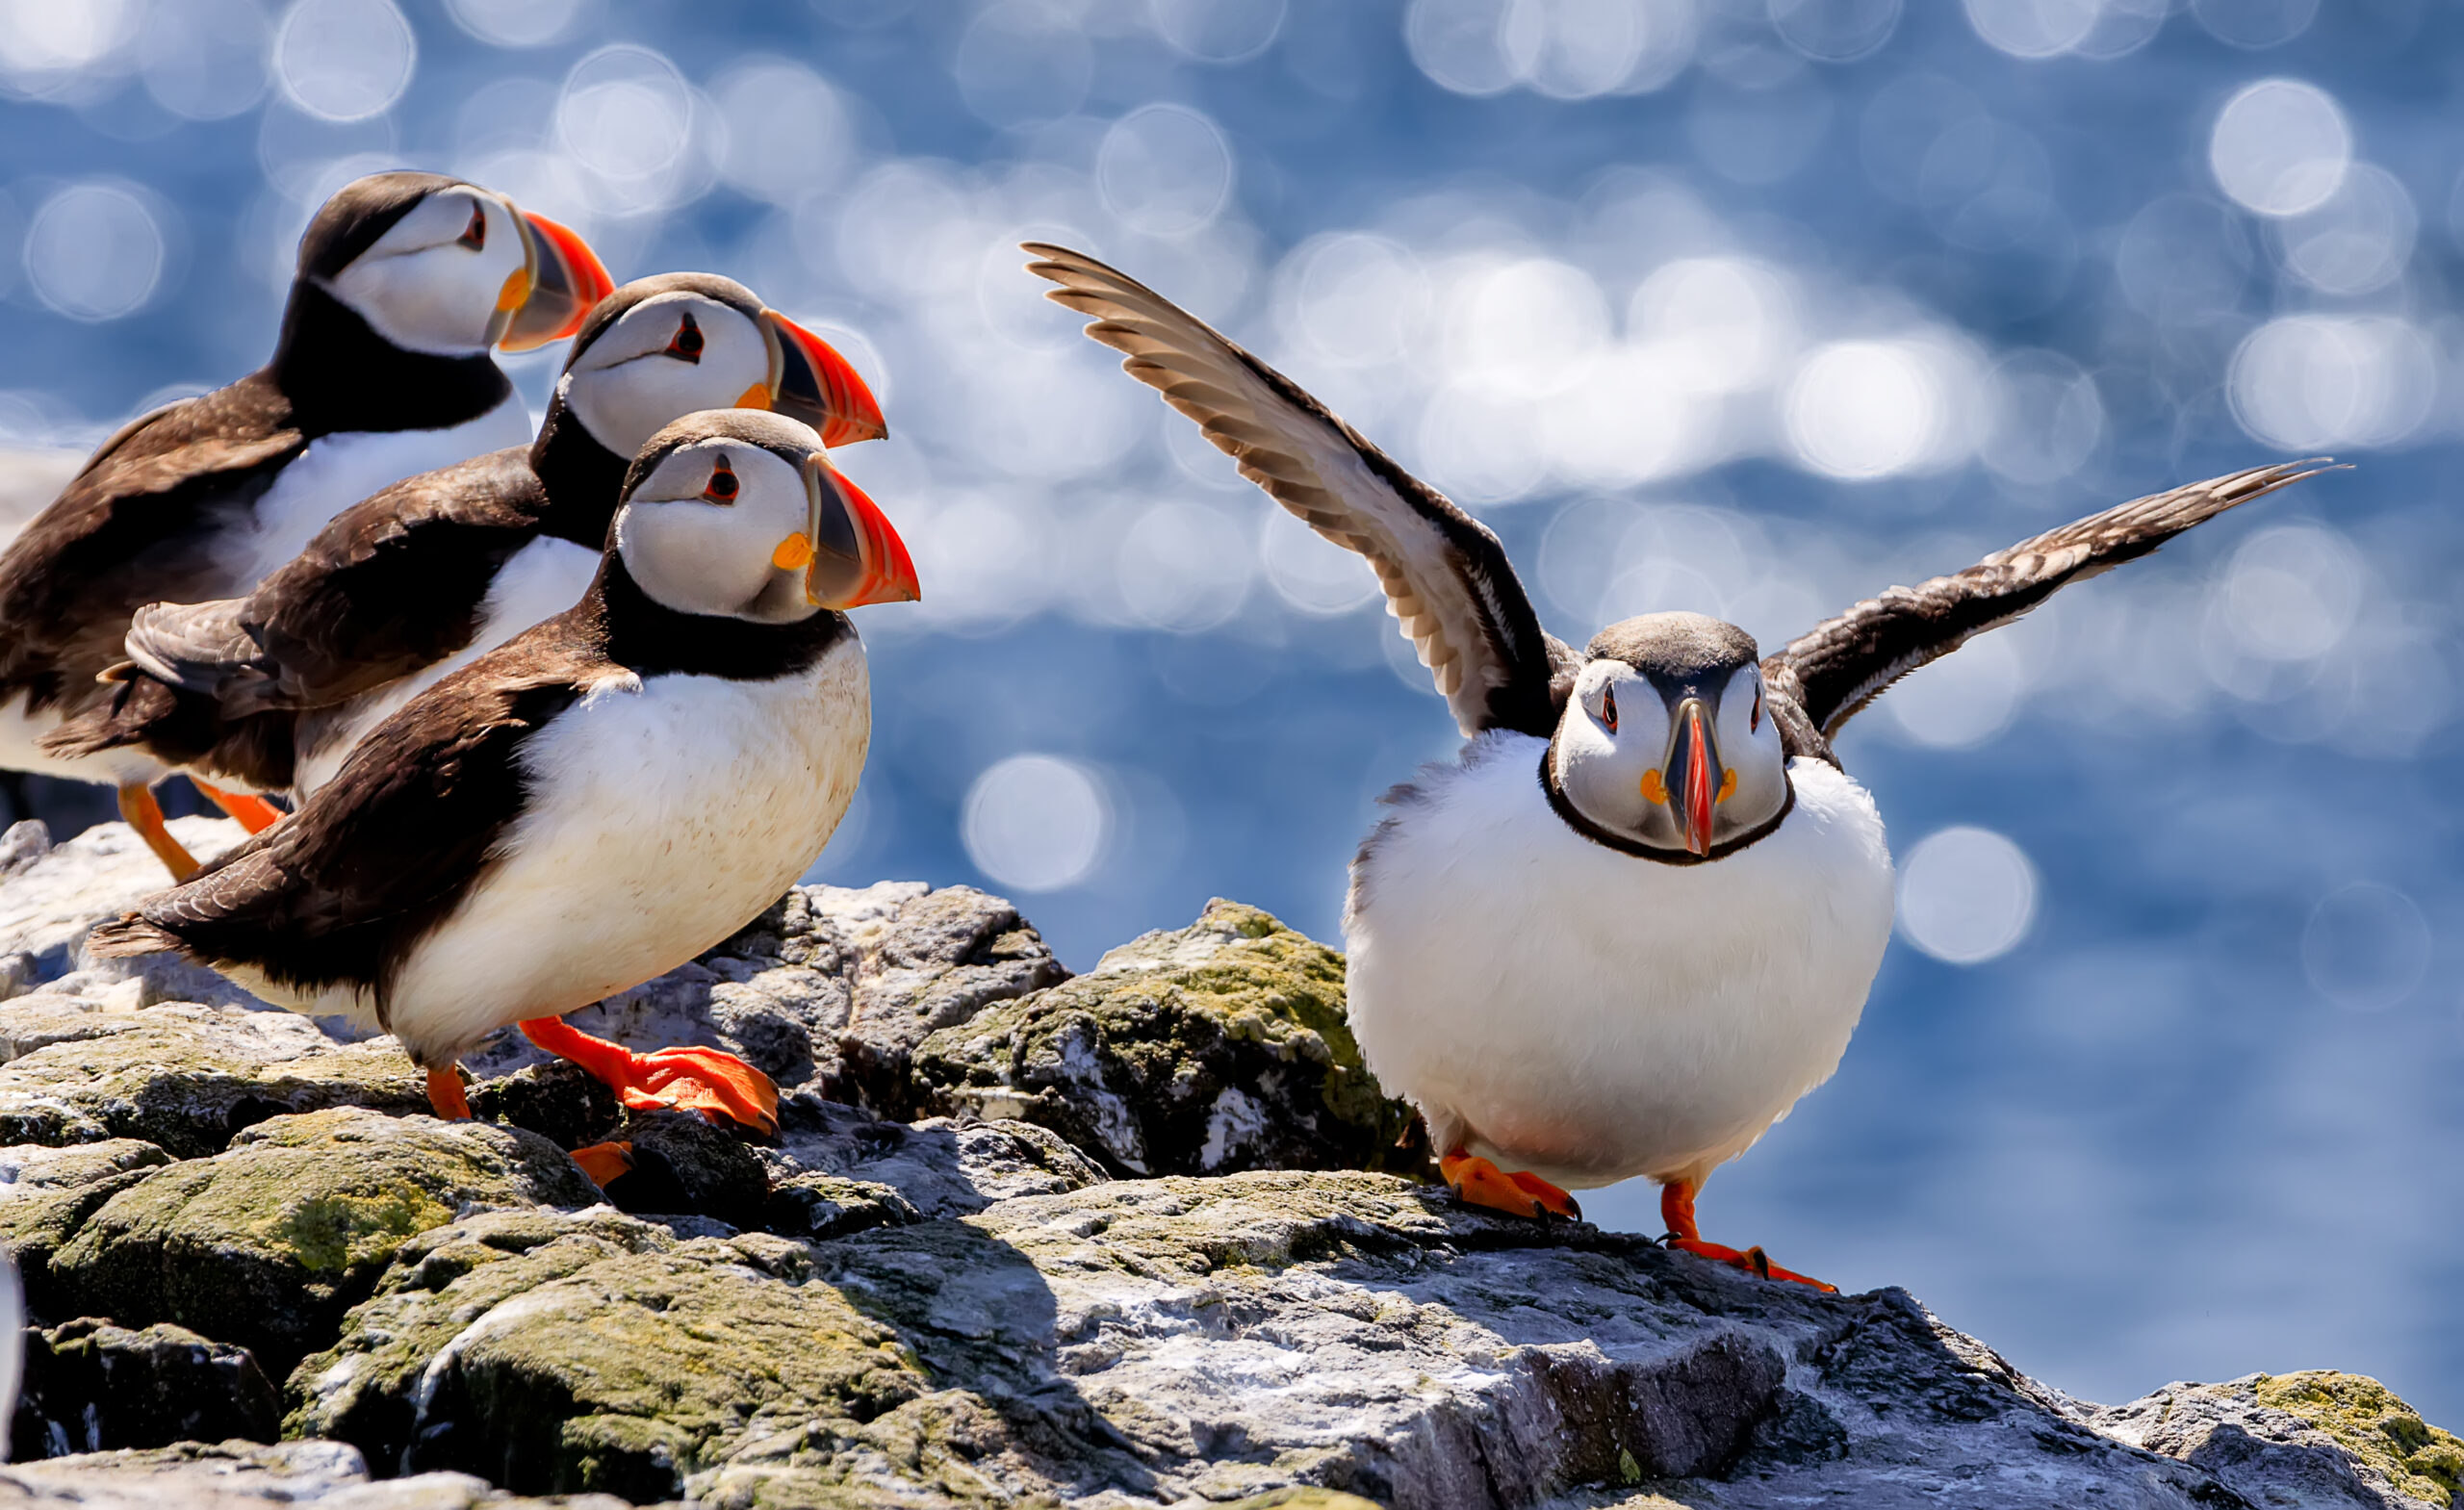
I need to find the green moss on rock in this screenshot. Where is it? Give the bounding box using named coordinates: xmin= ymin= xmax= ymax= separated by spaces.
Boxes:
xmin=908 ymin=901 xmax=1421 ymax=1179
xmin=290 ymin=1207 xmax=933 ymax=1503
xmin=41 ymin=1106 xmax=596 ymax=1377
xmin=2250 ymin=1371 xmax=2462 ymax=1507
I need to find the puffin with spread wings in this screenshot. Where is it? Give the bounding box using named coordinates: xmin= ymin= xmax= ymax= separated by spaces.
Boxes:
xmin=1025 ymin=242 xmax=2326 ymax=1289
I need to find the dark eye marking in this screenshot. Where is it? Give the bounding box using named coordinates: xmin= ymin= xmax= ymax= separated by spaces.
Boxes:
xmin=667 ymin=312 xmax=705 ymax=362
xmin=704 ymin=455 xmax=737 ymax=502
xmin=1601 ymin=683 xmax=1618 ymax=734
xmin=457 ymin=203 xmax=486 ymax=250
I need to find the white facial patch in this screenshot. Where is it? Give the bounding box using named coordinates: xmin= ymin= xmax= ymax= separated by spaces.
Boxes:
xmin=615 ymin=440 xmax=817 ymax=621
xmin=560 ymin=292 xmax=774 ymax=458
xmin=323 ymin=189 xmax=528 ymax=356
xmin=1553 ymin=661 xmax=1668 ymax=840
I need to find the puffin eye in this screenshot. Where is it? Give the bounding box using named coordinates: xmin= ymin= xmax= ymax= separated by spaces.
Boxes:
xmin=1751 ymin=686 xmax=1761 ymax=733
xmin=703 ymin=456 xmax=737 ymax=502
xmin=1600 ymin=684 xmax=1618 ymax=734
xmin=457 ymin=204 xmax=486 ymax=250
xmin=667 ymin=313 xmax=705 ymax=362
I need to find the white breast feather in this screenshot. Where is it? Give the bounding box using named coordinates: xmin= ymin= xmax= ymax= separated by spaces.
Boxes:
xmin=224 ymin=396 xmax=531 ymax=587
xmin=291 ymin=534 xmax=599 ymax=797
xmin=376 ymin=636 xmax=869 ymax=1062
xmin=1344 ymin=731 xmax=1896 ymax=1191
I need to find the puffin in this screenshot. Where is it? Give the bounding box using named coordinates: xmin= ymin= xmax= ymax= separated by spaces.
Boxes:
xmin=0 ymin=170 xmax=612 ymax=879
xmin=87 ymin=410 xmax=920 ymax=1164
xmin=1025 ymin=241 xmax=2328 ymax=1288
xmin=41 ymin=272 xmax=886 ymax=806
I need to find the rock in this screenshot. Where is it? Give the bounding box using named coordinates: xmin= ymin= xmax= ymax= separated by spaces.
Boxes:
xmin=35 ymin=1107 xmax=599 ymax=1377
xmin=290 ymin=1207 xmax=931 ymax=1503
xmin=761 ymin=1089 xmax=1110 ymax=1217
xmin=2098 ymin=1370 xmax=2463 ymax=1510
xmin=463 ymin=882 xmax=1067 ymax=1111
xmin=0 ymin=1138 xmax=173 ymax=1194
xmin=0 ymin=819 xmax=49 ymax=880
xmin=0 ymin=1438 xmax=629 ymax=1506
xmin=0 ymin=1000 xmax=427 ymax=1157
xmin=908 ymin=900 xmax=1420 ymax=1178
xmin=762 ymin=1172 xmax=920 ymax=1241
xmin=0 ymin=815 xmax=253 ymax=1006
xmin=12 ymin=1316 xmax=280 ymax=1458
xmin=291 ymin=1165 xmax=2450 ymax=1510
xmin=595 ymin=1108 xmax=769 ymax=1230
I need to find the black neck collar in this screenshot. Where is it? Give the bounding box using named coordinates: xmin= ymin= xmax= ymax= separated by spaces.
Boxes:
xmin=527 ymin=401 xmax=630 ymax=550
xmin=1535 ymin=737 xmax=1795 ymax=866
xmin=586 ymin=551 xmax=853 ymax=682
xmin=270 ymin=281 xmax=512 ymax=438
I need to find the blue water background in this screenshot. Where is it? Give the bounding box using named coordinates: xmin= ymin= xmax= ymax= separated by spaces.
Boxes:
xmin=1 ymin=0 xmax=2456 ymax=1422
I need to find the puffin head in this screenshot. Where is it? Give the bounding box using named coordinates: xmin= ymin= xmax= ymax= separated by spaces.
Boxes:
xmin=1546 ymin=612 xmax=1791 ymax=862
xmin=299 ymin=170 xmax=614 ymax=358
xmin=612 ymin=410 xmax=919 ymax=624
xmin=556 ymin=272 xmax=887 ymax=461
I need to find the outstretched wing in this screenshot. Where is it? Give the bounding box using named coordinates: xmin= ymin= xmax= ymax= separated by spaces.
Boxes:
xmin=1769 ymin=461 xmax=2334 ymax=741
xmin=1023 ymin=242 xmax=1572 ymax=739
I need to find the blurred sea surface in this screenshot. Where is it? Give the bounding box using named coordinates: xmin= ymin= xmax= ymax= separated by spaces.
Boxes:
xmin=0 ymin=0 xmax=2456 ymax=1421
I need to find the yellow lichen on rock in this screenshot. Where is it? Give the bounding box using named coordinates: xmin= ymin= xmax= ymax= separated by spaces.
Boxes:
xmin=2251 ymin=1371 xmax=2463 ymax=1508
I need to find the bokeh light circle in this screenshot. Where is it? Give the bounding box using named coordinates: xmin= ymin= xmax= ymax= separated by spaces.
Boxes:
xmin=962 ymin=755 xmax=1112 ymax=892
xmin=1784 ymin=340 xmax=1943 ymax=479
xmin=2227 ymin=315 xmax=2434 ymax=450
xmin=1117 ymin=502 xmax=1254 ymax=632
xmin=139 ymin=0 xmax=272 ymax=119
xmin=557 ymin=44 xmax=707 ymax=216
xmin=2192 ymin=0 xmax=2317 ymax=49
xmin=1261 ymin=507 xmax=1380 ymax=616
xmin=274 ymin=0 xmax=415 ymax=122
xmin=1149 ymin=0 xmax=1287 ymax=63
xmin=444 ymin=0 xmax=586 ymax=48
xmin=23 ymin=182 xmax=165 ymax=321
xmin=2274 ymin=162 xmax=2417 ymax=296
xmin=1098 ymin=104 xmax=1234 ymax=237
xmin=1885 ymin=632 xmax=2027 ymax=750
xmin=1983 ymin=348 xmax=2103 ymax=485
xmin=2301 ymin=882 xmax=2429 ymax=1011
xmin=1963 ymin=0 xmax=2099 ymax=59
xmin=1772 ymin=0 xmax=1902 ymax=63
xmin=2218 ymin=524 xmax=2361 ymax=664
xmin=1405 ymin=0 xmax=1517 ymax=96
xmin=714 ymin=60 xmax=853 ymax=205
xmin=2209 ymin=79 xmax=2349 ymax=218
xmin=954 ymin=2 xmax=1094 ymax=129
xmin=1898 ymin=826 xmax=2040 ymax=964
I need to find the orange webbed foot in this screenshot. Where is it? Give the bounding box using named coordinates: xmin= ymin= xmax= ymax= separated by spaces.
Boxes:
xmin=1441 ymin=1150 xmax=1582 ymax=1221
xmin=1659 ymin=1179 xmax=1835 ymax=1292
xmin=518 ymin=1017 xmax=780 ymax=1137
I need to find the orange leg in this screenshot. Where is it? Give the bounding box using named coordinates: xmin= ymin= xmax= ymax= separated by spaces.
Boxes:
xmin=426 ymin=1066 xmax=472 ymax=1120
xmin=191 ymin=779 xmax=283 ymax=834
xmin=1660 ymin=1179 xmax=1835 ymax=1292
xmin=518 ymin=1015 xmax=780 ymax=1137
xmin=117 ymin=783 xmax=198 ymax=881
xmin=1440 ymin=1148 xmax=1582 ymax=1221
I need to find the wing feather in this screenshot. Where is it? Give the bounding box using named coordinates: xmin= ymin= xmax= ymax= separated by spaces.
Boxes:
xmin=1023 ymin=242 xmax=1567 ymax=738
xmin=1770 ymin=461 xmax=2337 ymax=740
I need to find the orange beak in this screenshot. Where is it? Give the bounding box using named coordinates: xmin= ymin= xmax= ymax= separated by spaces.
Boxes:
xmin=498 ymin=210 xmax=616 ymax=352
xmin=801 ymin=457 xmax=918 ymax=608
xmin=762 ymin=310 xmax=887 ymax=448
xmin=1674 ymin=700 xmax=1717 ymax=857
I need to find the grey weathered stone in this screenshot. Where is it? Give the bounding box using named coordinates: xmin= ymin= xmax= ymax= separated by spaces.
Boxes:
xmin=0 ymin=814 xmax=263 ymax=1011
xmin=12 ymin=1316 xmax=281 ymax=1457
xmin=0 ymin=1438 xmax=630 ymax=1506
xmin=0 ymin=819 xmax=50 ymax=880
xmin=440 ymin=881 xmax=1065 ymax=1116
xmin=909 ymin=900 xmax=1421 ymax=1179
xmin=2096 ymin=1370 xmax=2462 ymax=1510
xmin=760 ymin=1089 xmax=1110 ymax=1218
